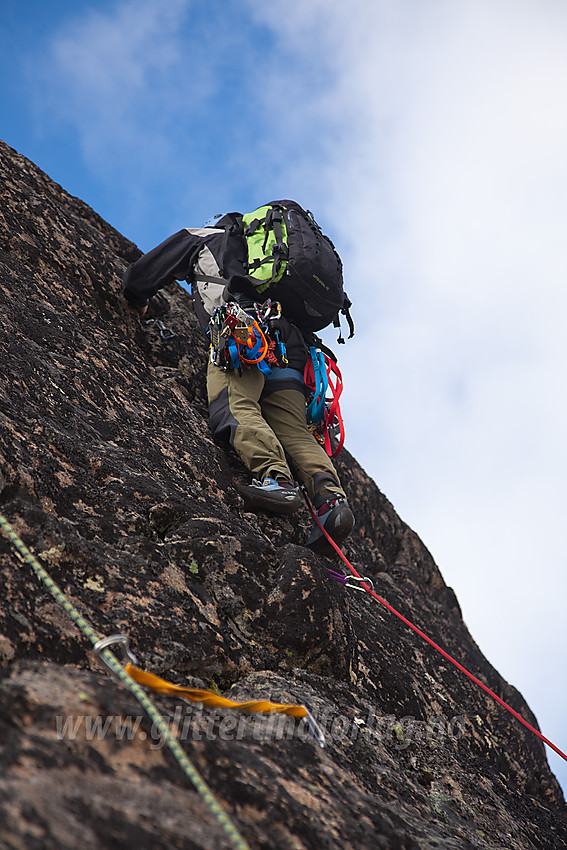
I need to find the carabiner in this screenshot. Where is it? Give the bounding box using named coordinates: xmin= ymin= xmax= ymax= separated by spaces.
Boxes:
xmin=345 ymin=576 xmax=374 ymax=593
xmin=93 ymin=633 xmax=138 ymax=675
xmin=144 ymin=318 xmax=176 ymax=339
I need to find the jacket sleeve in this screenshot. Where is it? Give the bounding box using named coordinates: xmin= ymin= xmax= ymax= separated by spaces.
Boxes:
xmin=122 ymin=229 xmax=205 ymax=307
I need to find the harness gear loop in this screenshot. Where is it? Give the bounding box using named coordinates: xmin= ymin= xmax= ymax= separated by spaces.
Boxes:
xmin=208 ymin=301 xmax=286 ymax=373
xmin=236 ymin=319 xmax=269 ymax=365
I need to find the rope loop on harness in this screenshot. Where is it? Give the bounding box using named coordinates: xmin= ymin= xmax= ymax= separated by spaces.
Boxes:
xmin=304 ymin=347 xmax=345 ymax=457
xmin=305 ymin=347 xmax=328 ymax=424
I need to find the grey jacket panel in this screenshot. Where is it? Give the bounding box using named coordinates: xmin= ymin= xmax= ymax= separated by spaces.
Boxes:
xmin=192 ymin=244 xmax=228 ymax=317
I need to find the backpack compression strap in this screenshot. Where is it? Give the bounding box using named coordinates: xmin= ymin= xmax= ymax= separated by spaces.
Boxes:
xmin=334 ymin=293 xmax=355 ymax=343
xmin=243 ymin=206 xmax=288 ymax=284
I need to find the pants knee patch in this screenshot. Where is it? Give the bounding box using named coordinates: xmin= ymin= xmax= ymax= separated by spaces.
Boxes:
xmin=209 ymin=387 xmax=238 ymax=446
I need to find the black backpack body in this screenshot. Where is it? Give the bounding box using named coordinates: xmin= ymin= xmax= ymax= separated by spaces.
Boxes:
xmin=214 ymin=200 xmax=353 ymax=337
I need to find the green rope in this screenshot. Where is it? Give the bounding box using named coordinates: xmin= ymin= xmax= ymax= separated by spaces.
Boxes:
xmin=0 ymin=512 xmax=250 ymax=850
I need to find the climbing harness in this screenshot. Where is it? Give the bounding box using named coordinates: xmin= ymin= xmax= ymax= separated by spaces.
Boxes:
xmin=144 ymin=317 xmax=176 ymax=339
xmin=208 ymin=300 xmax=287 ymax=374
xmin=0 ymin=512 xmax=321 ymax=850
xmin=302 ymin=492 xmax=567 ymax=766
xmin=304 ymin=347 xmax=345 ymax=457
xmin=206 ymin=299 xmax=347 ymax=460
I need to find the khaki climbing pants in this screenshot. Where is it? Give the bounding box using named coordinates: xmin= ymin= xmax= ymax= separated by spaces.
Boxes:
xmin=207 ymin=361 xmax=346 ymax=503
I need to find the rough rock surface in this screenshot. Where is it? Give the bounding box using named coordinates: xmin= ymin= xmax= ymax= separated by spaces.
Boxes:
xmin=0 ymin=137 xmax=565 ymax=850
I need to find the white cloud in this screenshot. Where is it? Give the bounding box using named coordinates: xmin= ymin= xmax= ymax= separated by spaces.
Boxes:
xmin=37 ymin=0 xmax=192 ymax=165
xmin=247 ymin=0 xmax=567 ymax=787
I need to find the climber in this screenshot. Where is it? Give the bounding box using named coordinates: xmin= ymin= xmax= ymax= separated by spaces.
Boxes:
xmin=122 ymin=201 xmax=355 ymax=555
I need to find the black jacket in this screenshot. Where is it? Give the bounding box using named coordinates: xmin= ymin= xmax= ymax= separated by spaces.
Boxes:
xmin=122 ymin=226 xmax=309 ymax=370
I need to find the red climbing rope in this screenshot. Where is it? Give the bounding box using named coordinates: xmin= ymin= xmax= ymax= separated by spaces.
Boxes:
xmin=303 ymin=492 xmax=567 ymax=764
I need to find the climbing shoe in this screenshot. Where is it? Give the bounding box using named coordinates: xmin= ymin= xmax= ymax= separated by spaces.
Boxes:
xmin=304 ymin=496 xmax=355 ymax=556
xmin=237 ymin=477 xmax=302 ymax=515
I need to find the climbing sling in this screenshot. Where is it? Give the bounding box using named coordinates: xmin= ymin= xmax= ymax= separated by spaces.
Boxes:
xmin=304 ymin=346 xmax=345 ymax=457
xmin=301 ymin=492 xmax=567 ymax=767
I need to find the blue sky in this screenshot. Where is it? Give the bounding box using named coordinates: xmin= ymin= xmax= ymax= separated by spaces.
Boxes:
xmin=2 ymin=0 xmax=566 ymax=792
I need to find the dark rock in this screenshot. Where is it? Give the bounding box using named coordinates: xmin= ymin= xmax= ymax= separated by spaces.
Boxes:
xmin=0 ymin=137 xmax=565 ymax=849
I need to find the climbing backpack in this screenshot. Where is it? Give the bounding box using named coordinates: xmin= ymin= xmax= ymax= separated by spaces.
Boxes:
xmin=217 ymin=201 xmax=354 ymax=339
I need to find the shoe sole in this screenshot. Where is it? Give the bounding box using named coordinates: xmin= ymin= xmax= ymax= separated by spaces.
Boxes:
xmin=236 ymin=483 xmax=302 ymax=515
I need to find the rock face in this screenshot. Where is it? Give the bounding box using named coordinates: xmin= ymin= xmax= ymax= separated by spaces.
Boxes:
xmin=0 ymin=137 xmax=565 ymax=850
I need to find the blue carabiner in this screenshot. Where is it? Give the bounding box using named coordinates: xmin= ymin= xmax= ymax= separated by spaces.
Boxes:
xmin=227 ymin=337 xmax=241 ymax=370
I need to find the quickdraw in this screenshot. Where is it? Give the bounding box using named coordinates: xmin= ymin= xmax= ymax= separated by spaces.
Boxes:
xmin=302 ymin=491 xmax=567 ymax=767
xmin=208 ymin=300 xmax=287 ymax=374
xmin=0 ymin=513 xmax=250 ymax=850
xmin=144 ymin=317 xmax=176 ymax=339
xmin=122 ymin=661 xmax=325 ymax=747
xmin=0 ymin=510 xmax=332 ymax=850
xmin=326 ymin=569 xmax=374 ymax=592
xmin=304 ymin=347 xmax=345 ymax=457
